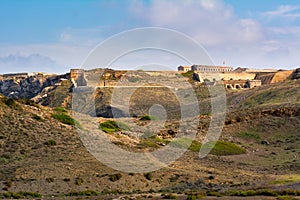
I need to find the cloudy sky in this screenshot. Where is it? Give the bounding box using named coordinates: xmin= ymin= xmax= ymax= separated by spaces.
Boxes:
xmin=0 ymin=0 xmax=300 ymax=74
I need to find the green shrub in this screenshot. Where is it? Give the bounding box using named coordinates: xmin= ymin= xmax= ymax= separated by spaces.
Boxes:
xmin=203 ymin=141 xmax=246 ymax=156
xmin=162 ymin=193 xmax=178 ymax=199
xmin=3 ymin=98 xmax=20 ymax=110
xmin=99 ymin=120 xmax=130 ymax=133
xmin=51 ymin=113 xmax=75 ymax=125
xmin=144 ymin=173 xmax=153 ymax=181
xmin=2 ymin=191 xmax=41 ymax=198
xmin=186 ymin=195 xmax=197 ymax=200
xmin=140 ymin=115 xmax=157 ymax=121
xmin=170 ymin=138 xmax=201 ymax=151
xmin=0 ymin=156 xmax=9 ymax=164
xmin=54 ymin=107 xmax=67 ymax=113
xmin=206 ymin=190 xmax=222 ymax=197
xmin=109 ymin=173 xmax=122 ymax=182
xmin=66 ymin=190 xmax=99 ymax=196
xmin=46 ymin=177 xmax=54 ymax=183
xmin=3 ymin=98 xmax=16 ymax=107
xmin=237 ymin=131 xmax=261 ymax=141
xmin=181 ymin=70 xmax=194 ymax=78
xmin=75 ymin=177 xmax=84 ymax=186
xmin=18 ymin=99 xmax=39 ymax=107
xmin=44 ymin=140 xmax=57 ymax=146
xmin=138 ymin=136 xmax=169 ymax=149
xmin=170 ymin=138 xmax=246 ymax=156
xmin=32 ymin=114 xmax=43 ymax=121
xmin=227 ymin=189 xmax=297 ymax=197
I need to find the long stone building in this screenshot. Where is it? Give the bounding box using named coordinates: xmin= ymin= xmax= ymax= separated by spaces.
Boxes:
xmin=191 ymin=65 xmax=233 ymax=72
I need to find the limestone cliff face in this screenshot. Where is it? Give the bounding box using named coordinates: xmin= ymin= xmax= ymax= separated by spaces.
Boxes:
xmin=0 ymin=73 xmax=70 ymax=99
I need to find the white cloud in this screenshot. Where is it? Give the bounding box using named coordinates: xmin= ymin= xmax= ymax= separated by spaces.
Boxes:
xmin=263 ymin=5 xmax=300 ymax=19
xmin=130 ymin=0 xmax=264 ymax=46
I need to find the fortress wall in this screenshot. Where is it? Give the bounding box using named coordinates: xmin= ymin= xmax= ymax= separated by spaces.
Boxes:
xmin=255 ymin=73 xmax=275 ymax=84
xmin=255 ymin=70 xmax=293 ymax=84
xmin=220 ymin=73 xmax=256 ymax=81
xmin=270 ymin=70 xmax=294 ymax=83
xmin=195 ymin=72 xmax=256 ymax=82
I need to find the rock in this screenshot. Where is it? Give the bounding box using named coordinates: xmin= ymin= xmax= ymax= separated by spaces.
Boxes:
xmin=0 ymin=73 xmax=69 ymax=99
xmin=261 ymin=140 xmax=270 ymax=145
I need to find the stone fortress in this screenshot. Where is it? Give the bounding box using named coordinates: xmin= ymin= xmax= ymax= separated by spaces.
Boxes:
xmin=0 ymin=64 xmax=299 ymax=100
xmin=179 ymin=64 xmax=299 ymax=89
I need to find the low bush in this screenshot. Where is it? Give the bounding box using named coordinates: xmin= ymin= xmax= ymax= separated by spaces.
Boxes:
xmin=109 ymin=173 xmax=122 ymax=182
xmin=181 ymin=70 xmax=194 ymax=78
xmin=51 ymin=113 xmax=75 ymax=125
xmin=2 ymin=98 xmax=21 ymax=110
xmin=46 ymin=177 xmax=54 ymax=183
xmin=227 ymin=189 xmax=300 ymax=197
xmin=170 ymin=138 xmax=202 ymax=152
xmin=54 ymin=107 xmax=67 ymax=113
xmin=2 ymin=191 xmax=41 ymax=198
xmin=32 ymin=114 xmax=43 ymax=121
xmin=138 ymin=136 xmax=169 ymax=149
xmin=66 ymin=190 xmax=99 ymax=196
xmin=44 ymin=140 xmax=57 ymax=146
xmin=161 ymin=193 xmax=178 ymax=199
xmin=144 ymin=173 xmax=153 ymax=181
xmin=237 ymin=131 xmax=261 ymax=141
xmin=75 ymin=177 xmax=84 ymax=186
xmin=99 ymin=120 xmax=130 ymax=133
xmin=203 ymin=141 xmax=246 ymax=156
xmin=170 ymin=138 xmax=246 ymax=156
xmin=18 ymin=99 xmax=39 ymax=107
xmin=140 ymin=115 xmax=157 ymax=121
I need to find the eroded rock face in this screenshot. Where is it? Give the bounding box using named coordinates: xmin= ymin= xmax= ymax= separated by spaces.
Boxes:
xmin=0 ymin=74 xmax=69 ymax=99
xmin=291 ymin=68 xmax=300 ymax=80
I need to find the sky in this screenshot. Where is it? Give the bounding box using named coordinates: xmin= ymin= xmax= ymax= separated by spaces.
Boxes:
xmin=1 ymin=0 xmax=300 ymax=74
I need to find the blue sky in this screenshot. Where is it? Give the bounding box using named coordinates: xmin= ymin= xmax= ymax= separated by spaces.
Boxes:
xmin=0 ymin=0 xmax=300 ymax=73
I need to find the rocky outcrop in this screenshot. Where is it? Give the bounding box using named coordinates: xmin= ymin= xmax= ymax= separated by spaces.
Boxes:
xmin=0 ymin=73 xmax=70 ymax=99
xmin=291 ymin=68 xmax=300 ymax=80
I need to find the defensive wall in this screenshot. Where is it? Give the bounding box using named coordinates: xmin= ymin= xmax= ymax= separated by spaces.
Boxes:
xmin=255 ymin=70 xmax=294 ymax=85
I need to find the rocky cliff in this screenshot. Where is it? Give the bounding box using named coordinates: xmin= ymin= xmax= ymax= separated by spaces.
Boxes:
xmin=291 ymin=68 xmax=300 ymax=79
xmin=0 ymin=73 xmax=70 ymax=99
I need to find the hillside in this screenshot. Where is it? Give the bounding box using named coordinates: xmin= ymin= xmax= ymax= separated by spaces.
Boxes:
xmin=0 ymin=78 xmax=299 ymax=199
xmin=227 ymin=79 xmax=300 ymax=111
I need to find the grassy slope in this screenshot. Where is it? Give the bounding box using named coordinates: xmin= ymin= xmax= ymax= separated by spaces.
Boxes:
xmin=0 ymin=79 xmax=299 ymax=198
xmin=227 ymin=79 xmax=300 ymax=110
